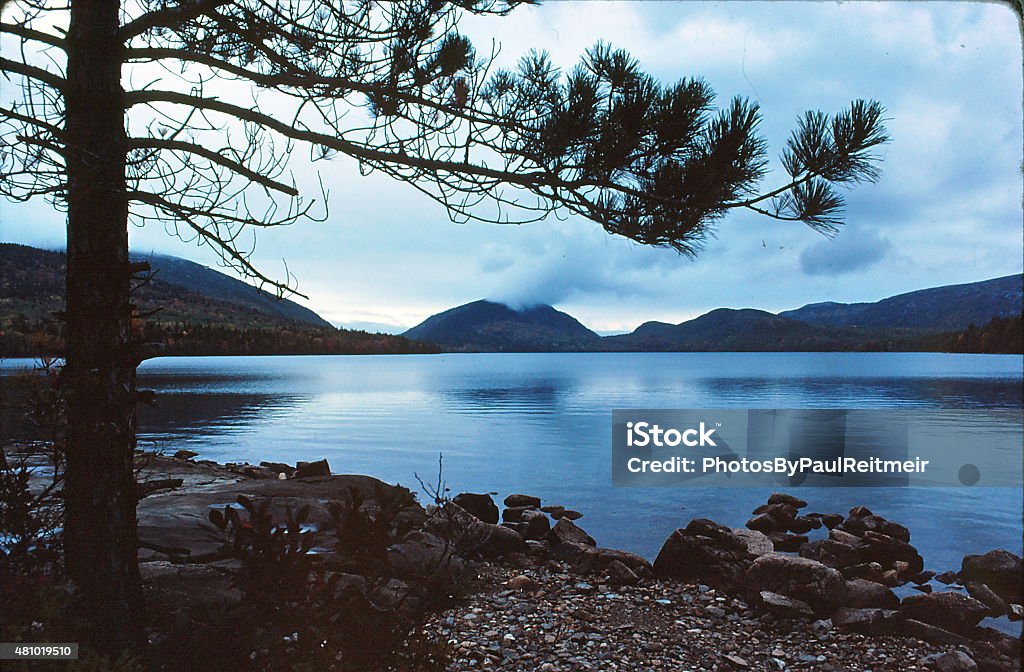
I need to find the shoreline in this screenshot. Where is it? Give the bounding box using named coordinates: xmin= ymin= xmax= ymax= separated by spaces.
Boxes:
xmin=126 ymin=451 xmax=1022 ymax=671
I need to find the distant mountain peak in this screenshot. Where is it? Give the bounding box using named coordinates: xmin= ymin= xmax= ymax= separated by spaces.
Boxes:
xmin=779 ymin=274 xmax=1022 ymax=331
xmin=403 ymin=299 xmax=600 ymax=352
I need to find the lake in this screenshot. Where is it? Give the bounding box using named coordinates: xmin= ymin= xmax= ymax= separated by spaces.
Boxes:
xmin=3 ymin=351 xmax=1022 ymax=629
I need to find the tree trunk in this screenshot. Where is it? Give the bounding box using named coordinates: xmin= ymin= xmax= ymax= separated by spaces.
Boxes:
xmin=63 ymin=0 xmax=142 ymax=654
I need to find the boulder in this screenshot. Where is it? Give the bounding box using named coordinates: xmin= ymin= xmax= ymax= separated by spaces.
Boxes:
xmin=768 ymin=532 xmax=808 ymax=552
xmin=504 ymin=493 xmax=541 ymax=508
xmin=899 ymin=619 xmax=972 ymax=646
xmin=900 ymin=591 xmax=990 ymax=635
xmin=546 ymin=518 xmax=596 ymax=547
xmin=849 ymin=505 xmax=873 ymax=518
xmin=803 ymin=539 xmax=860 ymax=569
xmin=828 ymin=529 xmax=864 ymax=547
xmin=960 ymin=550 xmax=1022 ymax=603
xmin=426 ymin=503 xmax=525 ymax=558
xmin=386 ymin=531 xmax=464 ymax=583
xmin=559 ymin=544 xmax=653 ymax=578
xmin=839 ymin=514 xmax=911 ymax=543
xmin=500 ymin=521 xmax=528 ymax=536
xmin=844 ymin=578 xmax=899 ymax=609
xmin=832 ymin=607 xmax=895 ymax=634
xmin=520 ymin=509 xmax=551 ymax=541
xmin=294 ymin=459 xmax=331 ymax=478
xmin=767 ymin=492 xmax=808 ymax=508
xmin=652 ymin=519 xmax=757 ymax=589
xmin=965 ymin=582 xmax=1008 ymax=617
xmin=745 ymin=554 xmax=847 ymax=615
xmin=477 ymin=523 xmax=528 ymax=558
xmin=759 ymin=591 xmax=814 ymax=618
xmin=540 ymin=505 xmax=565 ymax=517
xmin=921 ymin=651 xmax=978 ymax=672
xmin=502 ymin=505 xmax=532 ymax=523
xmin=746 ymin=513 xmax=780 ymax=533
xmin=452 ymin=493 xmax=499 ymax=524
xmin=935 ymin=571 xmax=958 ymax=584
xmin=842 ymin=562 xmax=886 ymax=584
xmin=173 ymin=449 xmax=199 ymax=460
xmin=750 ymin=503 xmax=799 ymax=527
xmin=859 ymin=530 xmax=924 ymax=575
xmin=787 ymin=516 xmax=820 ymax=534
xmin=731 ymin=528 xmax=774 ymax=557
xmin=560 ymin=509 xmax=583 ymax=521
xmin=605 ymin=559 xmax=641 ymax=586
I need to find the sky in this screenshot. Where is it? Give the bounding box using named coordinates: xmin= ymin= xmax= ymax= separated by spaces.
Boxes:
xmin=2 ymin=1 xmax=1022 ymax=334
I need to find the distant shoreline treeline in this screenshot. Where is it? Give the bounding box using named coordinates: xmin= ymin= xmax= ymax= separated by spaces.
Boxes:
xmin=2 ymin=313 xmax=1019 ymax=358
xmin=0 ymin=318 xmax=439 ymax=357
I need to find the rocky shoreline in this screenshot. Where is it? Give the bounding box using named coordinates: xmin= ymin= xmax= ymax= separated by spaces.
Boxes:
xmin=132 ymin=452 xmax=1022 ymax=671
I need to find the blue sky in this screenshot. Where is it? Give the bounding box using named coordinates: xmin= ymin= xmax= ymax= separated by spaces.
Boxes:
xmin=2 ymin=1 xmax=1021 ymax=334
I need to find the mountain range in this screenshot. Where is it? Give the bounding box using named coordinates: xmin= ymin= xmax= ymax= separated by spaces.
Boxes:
xmin=2 ymin=243 xmax=1020 ymax=356
xmin=403 ymin=275 xmax=1022 ymax=353
xmin=0 ymin=244 xmax=436 ymax=357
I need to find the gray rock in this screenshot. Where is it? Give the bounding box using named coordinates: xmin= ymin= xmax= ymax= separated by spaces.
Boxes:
xmin=746 ymin=513 xmax=781 ymax=533
xmin=767 ymin=492 xmax=808 ymax=509
xmin=546 ymin=518 xmax=596 ymax=547
xmin=605 ymin=559 xmax=640 ymax=586
xmin=745 ymin=554 xmax=847 ymax=615
xmin=828 ymin=529 xmax=864 ymax=547
xmin=768 ymin=532 xmax=808 ymax=552
xmin=573 ymin=545 xmax=653 ymax=578
xmin=841 ymin=561 xmax=886 ymax=584
xmin=960 ymin=549 xmax=1022 ymax=603
xmin=294 ymin=459 xmax=331 ymax=478
xmin=452 ymin=493 xmax=499 ymax=524
xmin=520 ymin=508 xmax=551 ymax=541
xmin=899 ymin=619 xmax=972 ymax=646
xmin=845 ymin=578 xmax=900 ymax=609
xmin=386 ymin=531 xmax=464 ymax=583
xmin=921 ymin=651 xmax=977 ymax=672
xmin=427 ymin=503 xmax=526 ymax=558
xmin=502 ymin=505 xmax=533 ymax=523
xmin=839 ymin=513 xmax=911 ymax=543
xmin=900 ymin=591 xmax=989 ymax=634
xmin=653 ymin=519 xmax=755 ymax=590
xmin=809 ymin=539 xmax=860 ymax=569
xmin=504 ymin=494 xmax=541 ymax=508
xmin=731 ymin=528 xmax=774 ymax=557
xmin=759 ymin=590 xmax=814 ymax=618
xmin=964 ymin=582 xmax=1008 ymax=617
xmin=858 ymin=530 xmax=924 ymax=575
xmin=831 ymin=607 xmax=895 ymax=634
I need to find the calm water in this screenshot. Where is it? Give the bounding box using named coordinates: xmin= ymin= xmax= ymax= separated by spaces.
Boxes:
xmin=3 ymin=352 xmax=1022 ymax=628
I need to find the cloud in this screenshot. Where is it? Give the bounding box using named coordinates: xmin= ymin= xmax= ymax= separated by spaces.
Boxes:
xmin=799 ymin=227 xmax=893 ymax=276
xmin=482 ymin=221 xmax=682 ymax=308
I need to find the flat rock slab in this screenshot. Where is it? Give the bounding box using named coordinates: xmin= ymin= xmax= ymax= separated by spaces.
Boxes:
xmin=137 ymin=463 xmax=421 ymax=562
